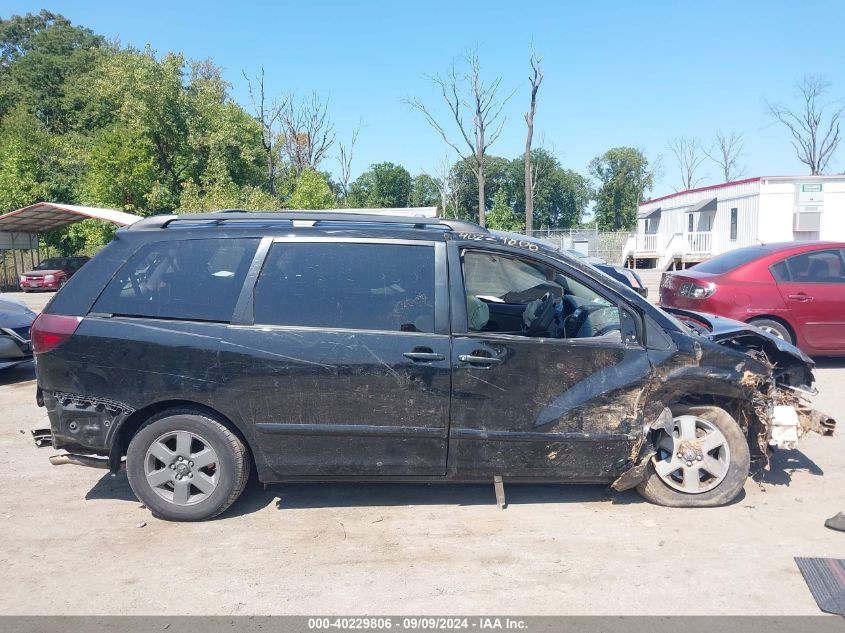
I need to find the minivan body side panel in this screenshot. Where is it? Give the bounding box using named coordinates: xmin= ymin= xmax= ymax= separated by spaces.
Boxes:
xmin=39 ymin=317 xmax=230 ymax=454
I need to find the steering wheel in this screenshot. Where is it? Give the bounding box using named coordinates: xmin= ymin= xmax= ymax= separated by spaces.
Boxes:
xmin=579 ymin=305 xmax=622 ymax=338
xmin=523 ymin=292 xmax=557 ymax=336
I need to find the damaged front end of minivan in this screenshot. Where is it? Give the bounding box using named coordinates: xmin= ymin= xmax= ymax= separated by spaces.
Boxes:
xmin=612 ymin=308 xmax=836 ymax=492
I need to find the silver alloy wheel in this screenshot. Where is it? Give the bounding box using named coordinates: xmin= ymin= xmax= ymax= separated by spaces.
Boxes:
xmin=757 ymin=325 xmax=785 ymax=340
xmin=143 ymin=430 xmax=219 ymax=506
xmin=652 ymin=415 xmax=731 ymax=494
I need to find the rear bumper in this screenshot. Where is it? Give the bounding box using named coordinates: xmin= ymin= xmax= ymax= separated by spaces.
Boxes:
xmin=43 ymin=390 xmax=135 ymax=455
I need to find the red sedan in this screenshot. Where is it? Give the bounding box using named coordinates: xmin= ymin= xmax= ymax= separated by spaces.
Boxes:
xmin=19 ymin=256 xmax=90 ymax=292
xmin=660 ymin=241 xmax=845 ymax=356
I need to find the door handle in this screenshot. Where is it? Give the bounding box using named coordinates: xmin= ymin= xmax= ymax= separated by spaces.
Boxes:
xmin=458 ymin=354 xmax=502 ymax=365
xmin=403 ymin=351 xmax=446 ymax=362
xmin=788 ymin=293 xmax=814 ymax=302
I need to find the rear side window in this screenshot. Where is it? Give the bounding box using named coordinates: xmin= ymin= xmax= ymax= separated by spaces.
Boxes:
xmin=253 ymin=242 xmax=435 ymax=332
xmin=691 ymin=246 xmax=772 ymax=274
xmin=784 ymin=249 xmax=845 ymax=283
xmin=93 ymin=238 xmax=259 ymax=322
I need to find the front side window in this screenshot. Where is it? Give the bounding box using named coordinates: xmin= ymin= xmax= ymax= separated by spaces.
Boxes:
xmin=785 ymin=249 xmax=845 ymax=284
xmin=253 ymin=242 xmax=436 ymax=332
xmin=93 ymin=238 xmax=259 ymax=322
xmin=462 ymin=250 xmax=621 ymax=341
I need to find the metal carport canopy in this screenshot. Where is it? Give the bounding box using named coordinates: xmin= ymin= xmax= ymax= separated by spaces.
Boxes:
xmin=0 ymin=202 xmax=140 ymax=233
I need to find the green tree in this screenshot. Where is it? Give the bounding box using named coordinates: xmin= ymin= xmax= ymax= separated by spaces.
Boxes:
xmin=348 ymin=162 xmax=411 ymax=208
xmin=0 ymin=10 xmax=103 ymax=129
xmin=450 ymin=155 xmax=513 ymax=221
xmin=178 ymin=150 xmax=278 ymax=211
xmin=410 ymin=174 xmax=440 ymax=210
xmin=0 ymin=105 xmax=49 ymax=211
xmin=70 ymin=47 xmax=265 ymax=210
xmin=486 ymin=189 xmax=524 ymax=232
xmin=507 ymin=149 xmax=593 ymax=229
xmin=589 ymin=147 xmax=654 ymax=230
xmin=288 ymin=168 xmax=335 ymax=209
xmin=78 ymin=125 xmax=157 ymax=211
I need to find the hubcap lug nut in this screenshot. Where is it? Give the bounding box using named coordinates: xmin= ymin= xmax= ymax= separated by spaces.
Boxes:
xmin=178 ymin=457 xmax=183 ymax=461
xmin=188 ymin=473 xmax=193 ymax=478
xmin=189 ymin=461 xmax=193 ymax=467
xmin=676 ymin=452 xmax=682 ymax=458
xmin=170 ymin=464 xmax=175 ymax=469
xmin=697 ymin=455 xmax=703 ymax=461
xmin=686 ymin=461 xmax=693 ymax=467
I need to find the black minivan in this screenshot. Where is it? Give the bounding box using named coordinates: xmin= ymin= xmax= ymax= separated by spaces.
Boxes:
xmin=33 ymin=211 xmax=833 ymax=521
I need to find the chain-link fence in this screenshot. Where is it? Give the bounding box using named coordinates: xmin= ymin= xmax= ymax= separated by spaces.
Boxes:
xmin=524 ymin=229 xmax=633 ymax=265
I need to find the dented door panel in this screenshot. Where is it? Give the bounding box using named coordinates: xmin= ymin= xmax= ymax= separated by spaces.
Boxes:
xmin=448 ymin=335 xmax=650 ymax=480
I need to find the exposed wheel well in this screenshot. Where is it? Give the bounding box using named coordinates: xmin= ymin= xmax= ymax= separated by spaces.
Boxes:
xmin=746 ymin=314 xmax=796 ymax=342
xmin=113 ymin=400 xmax=254 ymax=467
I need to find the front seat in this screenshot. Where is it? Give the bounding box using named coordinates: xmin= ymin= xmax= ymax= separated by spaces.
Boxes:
xmin=466 ymin=294 xmax=490 ymax=331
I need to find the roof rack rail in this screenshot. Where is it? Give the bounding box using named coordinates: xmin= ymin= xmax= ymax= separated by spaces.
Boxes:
xmin=126 ymin=210 xmax=487 ymax=234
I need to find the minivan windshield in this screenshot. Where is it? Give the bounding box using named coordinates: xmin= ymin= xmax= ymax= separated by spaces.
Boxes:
xmin=691 ymin=246 xmax=772 ymax=274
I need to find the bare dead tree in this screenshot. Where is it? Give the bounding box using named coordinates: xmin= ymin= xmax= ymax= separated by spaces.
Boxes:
xmin=337 ymin=122 xmax=361 ymax=207
xmin=406 ymin=51 xmax=514 ymax=226
xmin=523 ymin=51 xmax=543 ymax=233
xmin=767 ymin=75 xmax=843 ymax=174
xmin=281 ymin=92 xmax=336 ymax=177
xmin=668 ymin=137 xmax=708 ymax=191
xmin=243 ymin=68 xmax=286 ymax=195
xmin=423 ymin=153 xmax=457 ymax=217
xmin=704 ymin=131 xmax=747 ymax=182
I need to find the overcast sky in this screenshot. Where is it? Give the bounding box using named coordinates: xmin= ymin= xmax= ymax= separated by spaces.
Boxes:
xmin=6 ymin=0 xmax=845 ymax=195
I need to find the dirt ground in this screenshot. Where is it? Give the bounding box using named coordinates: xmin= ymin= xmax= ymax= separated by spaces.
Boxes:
xmin=0 ymin=290 xmax=843 ymax=615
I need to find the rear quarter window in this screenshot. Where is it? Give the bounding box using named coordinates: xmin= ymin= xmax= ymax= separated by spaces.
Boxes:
xmin=93 ymin=238 xmax=259 ymax=322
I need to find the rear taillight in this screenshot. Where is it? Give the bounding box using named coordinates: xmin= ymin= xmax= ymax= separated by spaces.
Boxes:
xmin=679 ymin=282 xmax=715 ymax=299
xmin=31 ymin=314 xmax=82 ymax=354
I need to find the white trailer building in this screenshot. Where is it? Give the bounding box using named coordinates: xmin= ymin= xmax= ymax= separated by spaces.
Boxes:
xmin=629 ymin=175 xmax=845 ymax=269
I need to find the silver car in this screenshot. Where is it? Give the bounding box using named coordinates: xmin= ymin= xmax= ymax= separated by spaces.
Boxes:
xmin=0 ymin=296 xmax=35 ymax=370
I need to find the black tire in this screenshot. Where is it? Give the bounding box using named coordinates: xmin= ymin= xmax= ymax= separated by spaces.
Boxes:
xmin=748 ymin=318 xmax=793 ymax=344
xmin=126 ymin=408 xmax=250 ymax=521
xmin=636 ymin=406 xmax=750 ymax=508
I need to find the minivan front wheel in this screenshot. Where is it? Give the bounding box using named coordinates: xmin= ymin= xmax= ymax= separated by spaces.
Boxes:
xmin=127 ymin=409 xmax=250 ymax=521
xmin=636 ymin=406 xmax=750 ymax=507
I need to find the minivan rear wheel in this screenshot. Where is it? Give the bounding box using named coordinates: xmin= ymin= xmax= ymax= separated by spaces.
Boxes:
xmin=126 ymin=409 xmax=250 ymax=521
xmin=636 ymin=406 xmax=750 ymax=507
